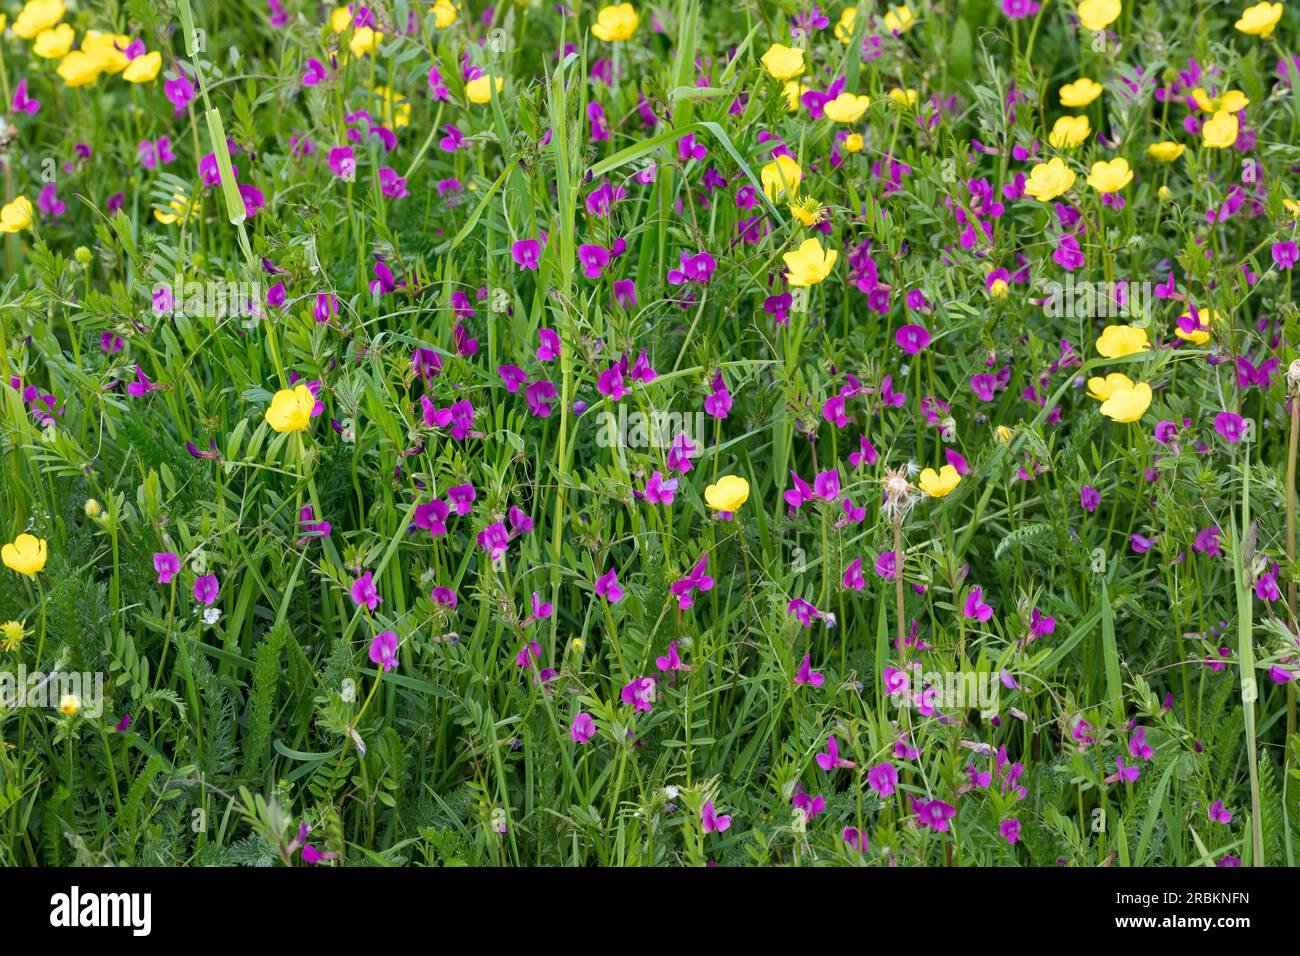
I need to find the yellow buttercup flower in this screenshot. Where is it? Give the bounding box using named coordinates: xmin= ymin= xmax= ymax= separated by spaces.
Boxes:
xmin=761 ymin=43 xmax=805 ymax=81
xmin=1049 ymin=115 xmax=1091 ymax=149
xmin=466 ymin=74 xmax=504 ymax=104
xmin=433 ymin=0 xmax=460 ymax=28
xmin=824 ymin=92 xmax=871 ymax=123
xmin=1024 ymin=157 xmax=1076 ymax=202
xmin=704 ymin=475 xmax=750 ymax=513
xmin=1087 ymin=372 xmax=1134 ymax=401
xmin=883 ymin=4 xmax=915 ymax=32
xmin=1086 ymin=157 xmax=1132 ymax=194
xmin=57 ymin=50 xmax=107 ymax=87
xmin=1077 ymin=0 xmax=1121 ymax=31
xmin=835 ymin=7 xmax=857 ymax=43
xmin=761 ymin=154 xmax=802 ymax=201
xmin=154 ymin=193 xmax=199 ymax=225
xmin=2 ymin=534 xmax=48 ymax=576
xmin=1175 ymin=309 xmax=1219 ymax=345
xmin=1235 ymin=1 xmax=1284 ymax=37
xmin=918 ymin=465 xmax=961 ymax=498
xmin=843 ymin=133 xmax=864 ymax=153
xmin=0 ymin=619 xmax=27 ymax=653
xmin=81 ymin=30 xmax=131 ymax=73
xmin=1095 ymin=325 xmax=1150 ymax=358
xmin=0 ymin=196 xmax=34 ymax=234
xmin=1158 ymin=185 xmax=1173 ymax=201
xmin=58 ymin=694 xmax=80 ymax=717
xmin=994 ymin=425 xmax=1014 ymax=443
xmin=888 ymin=87 xmax=918 ymax=107
xmin=1147 ymin=141 xmax=1186 ymax=162
xmin=789 ymin=196 xmax=825 ymax=227
xmin=123 ymin=51 xmax=162 ymax=83
xmin=1284 ymin=198 xmax=1300 ymax=218
xmin=1202 ymin=110 xmax=1239 ymax=149
xmin=12 ymin=0 xmax=64 ymax=40
xmin=783 ymin=238 xmax=838 ymax=287
xmin=374 ymin=86 xmax=412 ymax=128
xmin=783 ymin=80 xmax=811 ymax=112
xmin=266 ymin=385 xmax=316 ymax=433
xmin=350 ymin=26 xmax=382 ymax=58
xmin=1059 ymin=77 xmax=1102 ymax=108
xmin=331 ymin=6 xmax=353 ymax=31
xmin=32 ymin=22 xmax=73 ymax=59
xmin=1191 ymin=88 xmax=1249 ymax=114
xmin=591 ymin=3 xmax=639 ymax=41
xmin=1099 ymin=382 xmax=1152 ymax=423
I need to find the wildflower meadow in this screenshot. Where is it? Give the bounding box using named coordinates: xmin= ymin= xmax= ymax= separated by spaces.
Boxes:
xmin=1 ymin=0 xmax=1299 ymax=881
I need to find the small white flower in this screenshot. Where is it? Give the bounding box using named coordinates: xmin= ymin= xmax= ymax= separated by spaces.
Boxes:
xmin=202 ymin=607 xmax=223 ymax=625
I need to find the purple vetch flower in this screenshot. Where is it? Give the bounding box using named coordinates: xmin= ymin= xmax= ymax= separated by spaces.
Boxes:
xmin=536 ymin=327 xmax=561 ymax=361
xmin=701 ymin=800 xmax=732 ymax=833
xmin=525 ymin=380 xmax=557 ymax=416
xmin=916 ymin=799 xmax=958 ymax=832
xmin=301 ymin=57 xmax=329 ymax=86
xmin=1080 ymin=486 xmax=1101 ymax=512
xmin=297 ymin=506 xmax=331 ymax=543
xmin=351 ymin=571 xmax=382 ymax=611
xmin=620 ymin=676 xmax=655 ymax=712
xmin=655 ymin=641 xmax=684 ymax=672
xmin=477 ymin=522 xmax=510 ymax=562
xmin=895 ymin=324 xmax=931 ymax=354
xmin=1256 ymin=563 xmax=1281 ymax=602
xmin=843 ymin=827 xmax=869 ymax=852
xmin=644 ymin=470 xmax=679 ymax=505
xmin=868 ymin=762 xmax=899 ymax=797
xmin=1213 ymin=411 xmax=1247 ymax=443
xmin=595 ymin=567 xmax=624 ymax=603
xmin=328 ymin=146 xmax=356 ymax=179
xmin=570 ymin=712 xmax=596 ymax=743
xmin=874 ymin=551 xmax=898 ymax=581
xmin=816 ymin=735 xmax=855 ymax=772
xmin=369 ymin=629 xmax=399 ymax=671
xmin=12 ymin=79 xmax=40 ymax=115
xmin=963 ymin=587 xmax=993 ymax=622
xmin=669 ymin=555 xmax=714 ymax=610
xmin=843 ymin=557 xmax=866 ymax=590
xmin=194 ymin=574 xmax=219 ymax=606
xmin=153 ymin=552 xmax=181 ymax=584
xmin=511 ymin=238 xmax=543 ymax=270
xmin=137 ymin=136 xmax=175 ymax=170
xmin=379 ymin=167 xmax=408 ymax=198
xmin=1272 ymin=241 xmax=1299 ymax=271
xmin=498 ymin=365 xmax=527 ymax=393
xmin=578 ymin=244 xmax=611 ymax=279
xmin=439 ymin=124 xmax=465 ymax=151
xmin=795 ymin=653 xmax=825 ymax=688
xmin=1193 ymin=526 xmax=1222 ymax=557
xmin=787 ymin=598 xmax=822 ymax=627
